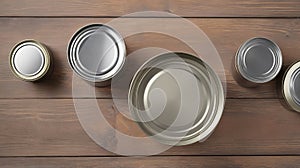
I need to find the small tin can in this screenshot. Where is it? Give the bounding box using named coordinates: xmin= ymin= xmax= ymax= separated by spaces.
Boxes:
xmin=128 ymin=52 xmax=224 ymax=146
xmin=233 ymin=37 xmax=282 ymax=87
xmin=67 ymin=24 xmax=126 ymax=86
xmin=282 ymin=61 xmax=300 ymax=113
xmin=9 ymin=40 xmax=52 ymax=81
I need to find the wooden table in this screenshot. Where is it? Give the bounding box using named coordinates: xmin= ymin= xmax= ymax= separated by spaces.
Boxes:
xmin=1 ymin=0 xmax=300 ymax=167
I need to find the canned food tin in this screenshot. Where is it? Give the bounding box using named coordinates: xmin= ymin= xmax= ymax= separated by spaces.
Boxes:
xmin=9 ymin=39 xmax=52 ymax=81
xmin=234 ymin=37 xmax=282 ymax=87
xmin=128 ymin=52 xmax=224 ymax=146
xmin=282 ymin=61 xmax=300 ymax=112
xmin=68 ymin=24 xmax=126 ymax=86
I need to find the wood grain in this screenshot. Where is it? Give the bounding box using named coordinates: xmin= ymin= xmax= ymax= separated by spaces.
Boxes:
xmin=1 ymin=18 xmax=299 ymax=99
xmin=1 ymin=0 xmax=300 ymax=166
xmin=1 ymin=0 xmax=300 ymax=17
xmin=0 ymin=99 xmax=300 ymax=156
xmin=1 ymin=156 xmax=300 ymax=168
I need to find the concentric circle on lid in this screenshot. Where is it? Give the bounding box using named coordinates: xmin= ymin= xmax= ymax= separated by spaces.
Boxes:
xmin=9 ymin=40 xmax=51 ymax=81
xmin=68 ymin=24 xmax=126 ymax=83
xmin=283 ymin=61 xmax=300 ymax=112
xmin=128 ymin=52 xmax=224 ymax=146
xmin=236 ymin=37 xmax=282 ymax=83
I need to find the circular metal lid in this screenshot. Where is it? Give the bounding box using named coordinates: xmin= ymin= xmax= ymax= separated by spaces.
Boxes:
xmin=128 ymin=52 xmax=224 ymax=146
xmin=68 ymin=24 xmax=126 ymax=83
xmin=9 ymin=40 xmax=51 ymax=81
xmin=236 ymin=37 xmax=282 ymax=83
xmin=283 ymin=61 xmax=300 ymax=112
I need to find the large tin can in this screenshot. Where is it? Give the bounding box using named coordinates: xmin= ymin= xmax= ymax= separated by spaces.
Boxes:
xmin=9 ymin=39 xmax=52 ymax=81
xmin=128 ymin=52 xmax=225 ymax=146
xmin=282 ymin=61 xmax=300 ymax=112
xmin=68 ymin=24 xmax=126 ymax=86
xmin=233 ymin=37 xmax=282 ymax=87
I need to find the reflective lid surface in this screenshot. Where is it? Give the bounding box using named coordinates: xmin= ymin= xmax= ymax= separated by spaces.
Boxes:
xmin=291 ymin=68 xmax=300 ymax=104
xmin=68 ymin=24 xmax=126 ymax=83
xmin=128 ymin=52 xmax=224 ymax=146
xmin=14 ymin=45 xmax=44 ymax=76
xmin=77 ymin=30 xmax=118 ymax=75
xmin=236 ymin=37 xmax=282 ymax=83
xmin=9 ymin=40 xmax=50 ymax=81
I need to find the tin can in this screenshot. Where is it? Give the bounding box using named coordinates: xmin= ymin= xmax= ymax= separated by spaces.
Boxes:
xmin=9 ymin=39 xmax=52 ymax=81
xmin=233 ymin=37 xmax=282 ymax=87
xmin=128 ymin=52 xmax=225 ymax=146
xmin=67 ymin=24 xmax=126 ymax=86
xmin=282 ymin=61 xmax=300 ymax=113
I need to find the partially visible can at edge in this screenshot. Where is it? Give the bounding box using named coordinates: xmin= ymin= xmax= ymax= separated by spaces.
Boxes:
xmin=282 ymin=61 xmax=300 ymax=113
xmin=67 ymin=24 xmax=126 ymax=87
xmin=233 ymin=37 xmax=282 ymax=87
xmin=9 ymin=39 xmax=52 ymax=82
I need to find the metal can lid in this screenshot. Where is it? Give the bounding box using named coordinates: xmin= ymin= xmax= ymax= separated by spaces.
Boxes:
xmin=236 ymin=37 xmax=282 ymax=83
xmin=68 ymin=24 xmax=126 ymax=83
xmin=9 ymin=40 xmax=51 ymax=81
xmin=283 ymin=61 xmax=300 ymax=112
xmin=128 ymin=52 xmax=224 ymax=146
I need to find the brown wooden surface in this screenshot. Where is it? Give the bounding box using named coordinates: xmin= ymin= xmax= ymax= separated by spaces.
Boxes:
xmin=1 ymin=18 xmax=300 ymax=99
xmin=1 ymin=0 xmax=300 ymax=167
xmin=1 ymin=156 xmax=300 ymax=168
xmin=0 ymin=99 xmax=300 ymax=156
xmin=1 ymin=0 xmax=300 ymax=17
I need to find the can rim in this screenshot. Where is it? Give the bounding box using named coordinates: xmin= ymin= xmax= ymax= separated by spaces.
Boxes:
xmin=235 ymin=37 xmax=282 ymax=83
xmin=283 ymin=61 xmax=300 ymax=112
xmin=128 ymin=52 xmax=225 ymax=146
xmin=67 ymin=23 xmax=126 ymax=83
xmin=9 ymin=39 xmax=51 ymax=81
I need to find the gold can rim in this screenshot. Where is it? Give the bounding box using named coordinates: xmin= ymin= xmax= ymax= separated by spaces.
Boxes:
xmin=283 ymin=61 xmax=300 ymax=112
xmin=9 ymin=39 xmax=51 ymax=81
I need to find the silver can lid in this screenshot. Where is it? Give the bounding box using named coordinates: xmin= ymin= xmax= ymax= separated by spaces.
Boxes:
xmin=128 ymin=52 xmax=224 ymax=146
xmin=68 ymin=24 xmax=126 ymax=83
xmin=236 ymin=37 xmax=282 ymax=83
xmin=9 ymin=40 xmax=51 ymax=81
xmin=283 ymin=61 xmax=300 ymax=112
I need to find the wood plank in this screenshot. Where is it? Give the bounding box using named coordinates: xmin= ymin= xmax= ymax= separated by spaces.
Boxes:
xmin=1 ymin=0 xmax=300 ymax=17
xmin=0 ymin=18 xmax=299 ymax=99
xmin=1 ymin=156 xmax=300 ymax=168
xmin=0 ymin=99 xmax=300 ymax=156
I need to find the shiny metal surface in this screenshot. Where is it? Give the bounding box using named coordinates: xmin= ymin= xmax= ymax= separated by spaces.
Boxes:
xmin=68 ymin=24 xmax=126 ymax=85
xmin=283 ymin=61 xmax=300 ymax=112
xmin=9 ymin=40 xmax=51 ymax=81
xmin=128 ymin=52 xmax=224 ymax=146
xmin=235 ymin=37 xmax=282 ymax=85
